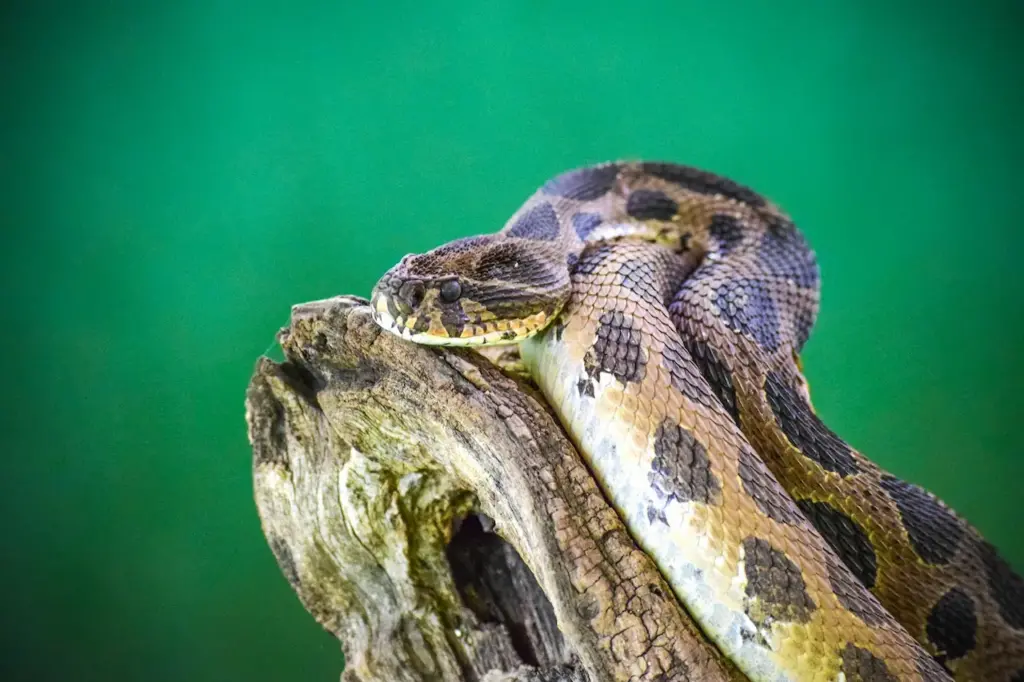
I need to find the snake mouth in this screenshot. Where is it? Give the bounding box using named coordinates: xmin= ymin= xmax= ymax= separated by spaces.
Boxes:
xmin=370 ymin=291 xmax=555 ymax=347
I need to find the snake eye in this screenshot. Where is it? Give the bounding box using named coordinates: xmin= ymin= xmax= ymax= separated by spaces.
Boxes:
xmin=439 ymin=279 xmax=462 ymax=303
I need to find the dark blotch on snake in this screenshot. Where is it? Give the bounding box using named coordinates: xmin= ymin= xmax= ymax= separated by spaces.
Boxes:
xmin=742 ymin=536 xmax=815 ymax=624
xmin=757 ymin=220 xmax=819 ymax=288
xmin=583 ymin=310 xmax=646 ymax=385
xmin=542 ymin=163 xmax=620 ymax=201
xmin=649 ymin=418 xmax=721 ymax=505
xmin=660 ymin=333 xmax=722 ymax=414
xmin=625 ymin=189 xmax=679 ymax=221
xmin=879 ymin=475 xmax=963 ymax=565
xmin=764 ymin=371 xmax=860 ymax=477
xmin=823 ymin=547 xmax=890 ymax=626
xmin=839 ymin=643 xmax=898 ymax=682
xmin=440 ymin=308 xmax=463 ymax=338
xmin=711 ymin=277 xmax=782 ymax=351
xmin=681 ymin=336 xmax=740 ymax=427
xmin=639 ymin=162 xmax=767 ymax=207
xmin=926 ymin=588 xmax=977 ymax=664
xmin=572 ymin=212 xmax=603 ymax=240
xmin=708 ymin=214 xmax=746 ymax=254
xmin=978 ymin=540 xmax=1024 ymax=629
xmin=756 ymin=221 xmax=820 ymax=349
xmin=738 ymin=446 xmax=804 ymax=525
xmin=507 ymin=201 xmax=561 ymax=241
xmin=796 ymin=499 xmax=877 ymax=589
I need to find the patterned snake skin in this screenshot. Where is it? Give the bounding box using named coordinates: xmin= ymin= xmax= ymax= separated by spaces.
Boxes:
xmin=369 ymin=161 xmax=1023 ymax=681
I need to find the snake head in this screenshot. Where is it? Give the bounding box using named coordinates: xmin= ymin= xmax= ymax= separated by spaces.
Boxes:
xmin=371 ymin=234 xmax=571 ymax=346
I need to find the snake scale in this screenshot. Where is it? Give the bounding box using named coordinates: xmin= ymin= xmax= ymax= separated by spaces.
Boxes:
xmin=370 ymin=161 xmax=1023 ymax=681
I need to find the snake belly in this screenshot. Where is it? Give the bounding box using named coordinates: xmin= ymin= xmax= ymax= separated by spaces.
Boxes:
xmin=370 ymin=161 xmax=1022 ymax=681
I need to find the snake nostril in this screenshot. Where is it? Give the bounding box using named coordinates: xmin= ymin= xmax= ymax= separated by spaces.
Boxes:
xmin=398 ymin=280 xmax=425 ymax=311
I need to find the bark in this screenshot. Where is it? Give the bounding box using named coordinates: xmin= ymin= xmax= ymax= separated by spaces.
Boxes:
xmin=245 ymin=296 xmax=744 ymax=682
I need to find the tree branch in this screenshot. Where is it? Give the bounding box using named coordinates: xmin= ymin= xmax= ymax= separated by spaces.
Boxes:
xmin=245 ymin=296 xmax=743 ymax=682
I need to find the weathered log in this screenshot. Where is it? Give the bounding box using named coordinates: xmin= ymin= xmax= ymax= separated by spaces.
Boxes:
xmin=245 ymin=296 xmax=744 ymax=682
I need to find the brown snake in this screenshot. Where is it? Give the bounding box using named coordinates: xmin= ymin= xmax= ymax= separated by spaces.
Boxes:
xmin=370 ymin=161 xmax=1023 ymax=681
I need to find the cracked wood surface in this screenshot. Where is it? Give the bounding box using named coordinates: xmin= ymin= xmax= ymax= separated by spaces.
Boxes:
xmin=245 ymin=296 xmax=745 ymax=682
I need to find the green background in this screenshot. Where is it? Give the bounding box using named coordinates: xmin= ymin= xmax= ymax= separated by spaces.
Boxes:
xmin=4 ymin=1 xmax=1022 ymax=680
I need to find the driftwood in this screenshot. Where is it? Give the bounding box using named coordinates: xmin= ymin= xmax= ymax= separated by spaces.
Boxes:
xmin=245 ymin=296 xmax=745 ymax=682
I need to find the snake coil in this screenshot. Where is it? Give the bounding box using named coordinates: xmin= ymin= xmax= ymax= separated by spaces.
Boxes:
xmin=371 ymin=161 xmax=1023 ymax=681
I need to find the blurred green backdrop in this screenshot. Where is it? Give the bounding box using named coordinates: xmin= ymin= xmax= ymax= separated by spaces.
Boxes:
xmin=3 ymin=1 xmax=1022 ymax=680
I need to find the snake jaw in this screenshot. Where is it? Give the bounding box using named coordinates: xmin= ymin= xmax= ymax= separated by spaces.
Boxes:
xmin=370 ymin=290 xmax=558 ymax=347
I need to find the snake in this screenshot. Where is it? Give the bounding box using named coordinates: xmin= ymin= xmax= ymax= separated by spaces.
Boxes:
xmin=369 ymin=161 xmax=1023 ymax=681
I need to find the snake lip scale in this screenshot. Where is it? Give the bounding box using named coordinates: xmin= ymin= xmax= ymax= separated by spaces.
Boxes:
xmin=370 ymin=161 xmax=1023 ymax=682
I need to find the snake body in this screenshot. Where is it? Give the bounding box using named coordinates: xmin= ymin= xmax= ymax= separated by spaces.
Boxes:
xmin=370 ymin=161 xmax=1023 ymax=681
